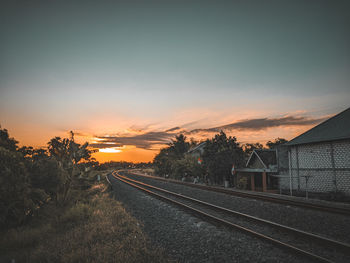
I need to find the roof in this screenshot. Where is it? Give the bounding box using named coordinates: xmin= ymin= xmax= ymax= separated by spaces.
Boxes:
xmin=187 ymin=141 xmax=206 ymax=154
xmin=246 ymin=149 xmax=277 ymax=168
xmin=286 ymin=107 xmax=350 ymax=146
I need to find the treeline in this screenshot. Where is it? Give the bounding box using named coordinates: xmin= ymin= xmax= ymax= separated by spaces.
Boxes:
xmin=153 ymin=131 xmax=287 ymax=185
xmin=0 ymin=127 xmax=96 ymax=229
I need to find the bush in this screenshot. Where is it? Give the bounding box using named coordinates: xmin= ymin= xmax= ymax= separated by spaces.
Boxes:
xmin=31 ymin=195 xmax=167 ymax=263
xmin=0 ymin=182 xmax=168 ymax=263
xmin=237 ymin=177 xmax=248 ymax=190
xmin=0 ymin=146 xmax=32 ymax=228
xmin=1 ymin=223 xmax=53 ymax=251
xmin=59 ymin=202 xmax=93 ymax=227
xmin=171 ymin=155 xmax=203 ymax=180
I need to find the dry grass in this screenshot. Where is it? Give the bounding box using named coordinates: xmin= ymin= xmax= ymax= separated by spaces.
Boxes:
xmin=0 ymin=177 xmax=169 ymax=263
xmin=140 ymin=168 xmax=155 ymax=176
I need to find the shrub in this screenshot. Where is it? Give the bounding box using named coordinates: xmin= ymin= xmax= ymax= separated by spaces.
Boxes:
xmin=0 ymin=172 xmax=168 ymax=263
xmin=31 ymin=195 xmax=167 ymax=263
xmin=237 ymin=177 xmax=248 ymax=190
xmin=59 ymin=202 xmax=93 ymax=227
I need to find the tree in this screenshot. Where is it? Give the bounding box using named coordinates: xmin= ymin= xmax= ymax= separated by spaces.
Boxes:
xmin=153 ymin=134 xmax=190 ymax=178
xmin=266 ymin=138 xmax=288 ymax=149
xmin=153 ymin=148 xmax=173 ymax=177
xmin=243 ymin=143 xmax=264 ymax=159
xmin=27 ymin=149 xmax=62 ymax=200
xmin=168 ymin=134 xmax=190 ymax=158
xmin=47 ymin=131 xmax=94 ymax=205
xmin=202 ymin=131 xmax=245 ymax=185
xmin=171 ymin=155 xmax=204 ymax=180
xmin=189 ymin=138 xmax=199 ymax=148
xmin=0 ymin=128 xmax=33 ymax=228
xmin=0 ymin=127 xmax=96 ymax=228
xmin=0 ymin=126 xmax=18 ymax=151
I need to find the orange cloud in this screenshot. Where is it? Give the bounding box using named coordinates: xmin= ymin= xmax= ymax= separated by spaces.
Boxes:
xmin=91 ymin=114 xmax=325 ymax=151
xmin=4 ymin=110 xmax=330 ymax=163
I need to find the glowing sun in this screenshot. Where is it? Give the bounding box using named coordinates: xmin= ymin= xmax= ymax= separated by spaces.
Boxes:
xmin=99 ymin=147 xmax=122 ymax=153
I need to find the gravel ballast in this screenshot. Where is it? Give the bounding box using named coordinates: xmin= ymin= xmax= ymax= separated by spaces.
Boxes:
xmin=122 ymin=172 xmax=350 ymax=245
xmin=108 ymin=174 xmax=313 ymax=263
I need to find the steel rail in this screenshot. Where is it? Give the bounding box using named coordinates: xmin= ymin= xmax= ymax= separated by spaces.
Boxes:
xmin=111 ymin=172 xmax=334 ymax=263
xmin=115 ymin=172 xmax=350 ymax=253
xmin=127 ymin=170 xmax=350 ymax=216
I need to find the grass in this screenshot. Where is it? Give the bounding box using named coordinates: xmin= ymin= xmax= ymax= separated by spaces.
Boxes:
xmin=0 ymin=170 xmax=169 ymax=263
xmin=139 ymin=168 xmax=155 ymax=176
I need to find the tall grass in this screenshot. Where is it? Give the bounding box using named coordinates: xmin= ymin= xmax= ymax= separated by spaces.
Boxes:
xmin=0 ymin=174 xmax=169 ymax=263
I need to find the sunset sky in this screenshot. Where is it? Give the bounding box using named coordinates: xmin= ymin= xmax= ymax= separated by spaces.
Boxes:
xmin=1 ymin=0 xmax=349 ymax=162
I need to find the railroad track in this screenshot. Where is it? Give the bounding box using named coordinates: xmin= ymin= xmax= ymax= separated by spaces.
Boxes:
xmin=111 ymin=170 xmax=350 ymax=263
xmin=127 ymin=170 xmax=350 ymax=216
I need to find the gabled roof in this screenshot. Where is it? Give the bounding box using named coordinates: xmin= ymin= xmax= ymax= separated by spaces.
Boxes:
xmin=286 ymin=107 xmax=350 ymax=146
xmin=187 ymin=141 xmax=206 ymax=154
xmin=246 ymin=149 xmax=277 ymax=168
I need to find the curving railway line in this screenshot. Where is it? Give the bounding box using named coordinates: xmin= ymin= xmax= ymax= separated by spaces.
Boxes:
xmin=127 ymin=170 xmax=350 ymax=216
xmin=111 ymin=170 xmax=350 ymax=263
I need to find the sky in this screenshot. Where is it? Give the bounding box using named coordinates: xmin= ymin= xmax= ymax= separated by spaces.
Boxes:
xmin=1 ymin=0 xmax=349 ymax=162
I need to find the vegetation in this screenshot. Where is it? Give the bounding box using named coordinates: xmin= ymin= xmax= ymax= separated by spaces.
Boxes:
xmin=153 ymin=131 xmax=244 ymax=185
xmin=266 ymin=138 xmax=289 ymax=149
xmin=242 ymin=142 xmax=264 ymax=157
xmin=0 ymin=127 xmax=167 ymax=262
xmin=153 ymin=134 xmax=191 ymax=178
xmin=1 ymin=124 xmax=289 ymax=261
xmin=0 ymin=176 xmax=167 ymax=262
xmin=0 ymin=127 xmax=95 ymax=229
xmin=202 ymin=131 xmax=245 ymax=185
xmin=171 ymin=155 xmax=204 ymax=181
xmin=0 ymin=128 xmax=40 ymax=228
xmin=153 ymin=131 xmax=288 ymax=186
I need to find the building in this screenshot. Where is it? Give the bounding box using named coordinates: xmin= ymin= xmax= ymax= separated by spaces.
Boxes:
xmin=187 ymin=142 xmax=206 ymax=158
xmin=236 ymin=149 xmax=288 ymax=192
xmin=280 ymin=107 xmax=350 ymax=195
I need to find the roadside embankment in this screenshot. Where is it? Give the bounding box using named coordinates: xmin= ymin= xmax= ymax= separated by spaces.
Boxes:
xmin=0 ymin=170 xmax=168 ymax=263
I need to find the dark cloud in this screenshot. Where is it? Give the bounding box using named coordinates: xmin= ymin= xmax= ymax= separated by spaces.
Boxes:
xmin=181 ymin=120 xmax=204 ymax=129
xmin=89 ymin=143 xmax=122 ymax=148
xmin=91 ymin=131 xmax=176 ymax=150
xmin=189 ymin=116 xmax=326 ymax=133
xmin=91 ymin=115 xmax=326 ymax=150
xmin=165 ymin=126 xmax=181 ymax=132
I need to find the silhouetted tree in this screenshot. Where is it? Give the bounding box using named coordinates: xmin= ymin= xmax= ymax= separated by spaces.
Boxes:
xmin=266 ymin=138 xmax=288 ymax=149
xmin=47 ymin=131 xmax=93 ymax=205
xmin=0 ymin=127 xmax=32 ymax=228
xmin=243 ymin=143 xmax=264 ymax=159
xmin=0 ymin=126 xmax=18 ymax=151
xmin=153 ymin=148 xmax=173 ymax=176
xmin=154 ymin=134 xmax=190 ymax=177
xmin=202 ymin=131 xmax=245 ymax=185
xmin=168 ymin=134 xmax=190 ymax=158
xmin=27 ymin=149 xmax=62 ymax=200
xmin=0 ymin=127 xmax=96 ymax=229
xmin=171 ymin=155 xmax=204 ymax=180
